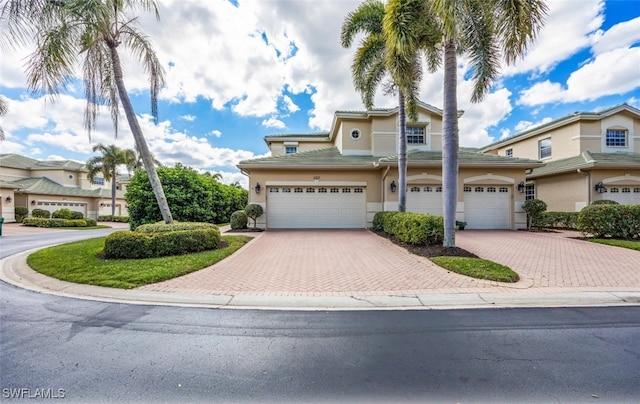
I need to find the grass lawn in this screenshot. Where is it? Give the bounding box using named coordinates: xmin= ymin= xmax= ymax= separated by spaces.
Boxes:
xmin=27 ymin=235 xmax=253 ymax=289
xmin=430 ymin=257 xmax=520 ymax=283
xmin=589 ymin=238 xmax=640 ymax=251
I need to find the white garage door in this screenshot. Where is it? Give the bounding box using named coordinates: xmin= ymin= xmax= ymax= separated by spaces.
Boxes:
xmin=36 ymin=201 xmax=87 ymax=216
xmin=266 ymin=186 xmax=366 ymax=229
xmin=406 ymin=185 xmax=443 ymax=216
xmin=604 ymin=187 xmax=640 ymax=204
xmin=464 ymin=186 xmax=511 ymax=229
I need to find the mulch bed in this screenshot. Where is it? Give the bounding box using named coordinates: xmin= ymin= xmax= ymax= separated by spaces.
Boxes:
xmin=372 ymin=230 xmax=479 ymax=258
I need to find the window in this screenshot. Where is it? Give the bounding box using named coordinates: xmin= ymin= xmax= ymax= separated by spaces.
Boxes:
xmin=464 ymin=186 xmax=472 ymax=192
xmin=435 ymin=186 xmax=442 ymax=193
xmin=487 ymin=187 xmax=497 ymax=193
xmin=410 ymin=186 xmax=420 ymax=192
xmin=610 ymin=187 xmax=619 ymax=193
xmin=354 ymin=188 xmax=364 ymax=193
xmin=475 ymin=187 xmax=484 ymax=192
xmin=499 ymin=187 xmax=509 ymax=193
xmin=622 ymin=187 xmax=631 ymax=193
xmin=285 ymin=146 xmax=298 ymax=154
xmin=342 ymin=188 xmax=351 ymax=193
xmin=350 ymin=129 xmax=361 ymax=140
xmin=424 ymin=186 xmax=433 ymax=192
xmin=539 ymin=137 xmax=551 ymax=159
xmin=93 ymin=177 xmax=105 ymax=185
xmin=605 ymin=129 xmax=627 ymax=147
xmin=525 ymin=184 xmax=535 ymax=200
xmin=506 ymin=148 xmax=513 ymax=158
xmin=318 ymin=188 xmax=327 ymax=193
xmin=330 ymin=188 xmax=339 ymax=193
xmin=306 ymin=188 xmax=315 ymax=193
xmin=406 ymin=126 xmax=425 ymax=144
xmin=282 ymin=188 xmax=291 ymax=193
xmin=634 ymin=188 xmax=640 ymax=193
xmin=270 ymin=187 xmax=279 ymax=193
xmin=294 ymin=187 xmax=303 ymax=193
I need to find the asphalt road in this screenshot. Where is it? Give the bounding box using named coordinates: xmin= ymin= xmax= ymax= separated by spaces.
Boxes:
xmin=1 ymin=230 xmax=639 ymax=403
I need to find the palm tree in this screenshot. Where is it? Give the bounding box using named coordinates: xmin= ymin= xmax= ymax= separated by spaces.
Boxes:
xmin=1 ymin=0 xmax=174 ymax=224
xmin=0 ymin=95 xmax=7 ymax=141
xmin=426 ymin=0 xmax=548 ymax=247
xmin=86 ymin=144 xmax=136 ymax=216
xmin=341 ymin=0 xmax=418 ymax=212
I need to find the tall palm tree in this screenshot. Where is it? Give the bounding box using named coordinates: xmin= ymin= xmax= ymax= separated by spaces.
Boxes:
xmin=341 ymin=0 xmax=418 ymax=212
xmin=426 ymin=0 xmax=548 ymax=247
xmin=1 ymin=0 xmax=174 ymax=224
xmin=86 ymin=143 xmax=136 ymax=216
xmin=0 ymin=95 xmax=7 ymax=141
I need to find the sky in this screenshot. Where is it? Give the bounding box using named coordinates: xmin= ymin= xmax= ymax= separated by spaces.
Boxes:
xmin=1 ymin=0 xmax=639 ymax=188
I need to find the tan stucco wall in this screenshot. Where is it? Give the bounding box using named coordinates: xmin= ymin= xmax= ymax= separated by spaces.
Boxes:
xmin=268 ymin=141 xmax=331 ymax=156
xmin=0 ymin=167 xmax=31 ymax=182
xmin=339 ymin=120 xmax=372 ymax=154
xmin=534 ymin=172 xmax=588 ymax=212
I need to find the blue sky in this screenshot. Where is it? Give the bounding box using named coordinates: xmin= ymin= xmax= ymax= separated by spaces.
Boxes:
xmin=1 ymin=0 xmax=639 ymax=188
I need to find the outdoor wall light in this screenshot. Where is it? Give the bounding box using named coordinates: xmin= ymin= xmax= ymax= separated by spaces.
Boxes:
xmin=254 ymin=182 xmax=261 ymax=194
xmin=390 ymin=180 xmax=397 ymax=193
xmin=594 ymin=181 xmax=606 ymax=193
xmin=517 ymin=181 xmax=526 ymax=193
xmin=100 ymin=203 xmax=105 ymax=207
xmin=5 ymin=196 xmax=12 ymax=203
xmin=31 ymin=200 xmax=36 ymax=205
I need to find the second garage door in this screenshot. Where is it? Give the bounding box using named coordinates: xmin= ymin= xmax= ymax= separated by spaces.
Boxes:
xmin=266 ymin=186 xmax=366 ymax=229
xmin=464 ymin=185 xmax=511 ymax=229
xmin=406 ymin=185 xmax=443 ymax=216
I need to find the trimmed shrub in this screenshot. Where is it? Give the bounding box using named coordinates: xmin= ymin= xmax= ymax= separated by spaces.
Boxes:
xmin=15 ymin=207 xmax=28 ymax=223
xmin=135 ymin=221 xmax=218 ymax=233
xmin=85 ymin=218 xmax=97 ymax=227
xmin=523 ymin=199 xmax=547 ymax=228
xmin=103 ymin=226 xmax=222 ymax=259
xmin=372 ymin=211 xmax=444 ymax=246
xmin=70 ymin=211 xmax=84 ymax=220
xmin=578 ymin=204 xmax=640 ymax=239
xmin=245 ymin=204 xmax=263 ymax=228
xmin=98 ymin=215 xmax=129 ymax=222
xmin=539 ymin=211 xmax=579 ymax=229
xmin=31 ymin=209 xmax=51 ymax=218
xmin=591 ymin=199 xmax=619 ymax=205
xmin=230 ymin=210 xmax=248 ymax=230
xmin=52 ymin=208 xmax=74 ymax=219
xmin=22 ymin=218 xmax=68 ymax=228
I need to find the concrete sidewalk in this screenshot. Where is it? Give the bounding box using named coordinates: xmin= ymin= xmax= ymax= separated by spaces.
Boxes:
xmin=1 ymin=226 xmax=639 ymax=310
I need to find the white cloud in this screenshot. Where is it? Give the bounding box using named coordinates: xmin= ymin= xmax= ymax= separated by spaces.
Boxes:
xmin=261 ymin=117 xmax=285 ymax=129
xmin=282 ymin=95 xmax=300 ymax=113
xmin=591 ymin=16 xmax=640 ymax=56
xmin=210 ymin=130 xmax=222 ymax=138
xmin=180 ymin=114 xmax=196 ymax=122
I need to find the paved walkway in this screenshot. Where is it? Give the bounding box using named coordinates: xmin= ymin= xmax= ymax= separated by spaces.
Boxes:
xmin=1 ymin=223 xmax=639 ymax=309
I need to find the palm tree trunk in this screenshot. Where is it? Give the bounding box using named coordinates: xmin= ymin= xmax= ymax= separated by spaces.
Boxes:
xmin=111 ymin=167 xmax=117 ymax=216
xmin=108 ymin=45 xmax=173 ymax=224
xmin=397 ymin=91 xmax=407 ymax=212
xmin=442 ymin=39 xmax=458 ymax=247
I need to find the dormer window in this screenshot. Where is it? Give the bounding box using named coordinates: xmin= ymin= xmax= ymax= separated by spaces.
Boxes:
xmin=605 ymin=129 xmax=628 ymax=147
xmin=285 ymin=146 xmax=298 ymax=154
xmin=406 ymin=126 xmax=426 ymax=144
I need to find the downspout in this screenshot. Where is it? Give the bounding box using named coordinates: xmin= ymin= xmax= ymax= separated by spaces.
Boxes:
xmin=577 ymin=169 xmax=591 ymax=206
xmin=380 ymin=164 xmax=390 ymax=212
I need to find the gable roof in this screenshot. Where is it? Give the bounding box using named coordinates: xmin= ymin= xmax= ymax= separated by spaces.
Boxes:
xmin=527 ymin=151 xmax=640 ymax=178
xmin=482 ymin=103 xmax=640 ymax=152
xmin=10 ymin=177 xmax=115 ymax=197
xmin=378 ymin=149 xmax=542 ymax=168
xmin=0 ymin=153 xmax=86 ymax=172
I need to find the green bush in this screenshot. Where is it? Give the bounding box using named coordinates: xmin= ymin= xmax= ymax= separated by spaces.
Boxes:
xmin=245 ymin=204 xmax=263 ymax=228
xmin=538 ymin=211 xmax=579 ymax=229
xmin=230 ymin=210 xmax=248 ymax=229
xmin=15 ymin=207 xmax=28 ymax=223
xmin=135 ymin=221 xmax=218 ymax=233
xmin=85 ymin=218 xmax=97 ymax=227
xmin=591 ymin=199 xmax=619 ymax=205
xmin=578 ymin=204 xmax=640 ymax=239
xmin=523 ymin=199 xmax=547 ymax=228
xmin=52 ymin=208 xmax=74 ymax=219
xmin=372 ymin=211 xmax=444 ymax=245
xmin=98 ymin=215 xmax=129 ymax=222
xmin=104 ymin=226 xmax=222 ymax=259
xmin=70 ymin=211 xmax=84 ymax=220
xmin=22 ymin=218 xmax=92 ymax=228
xmin=31 ymin=208 xmax=51 ymax=218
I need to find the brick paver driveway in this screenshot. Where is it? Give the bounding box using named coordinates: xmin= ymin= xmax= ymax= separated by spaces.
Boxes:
xmin=139 ymin=229 xmax=640 ymax=297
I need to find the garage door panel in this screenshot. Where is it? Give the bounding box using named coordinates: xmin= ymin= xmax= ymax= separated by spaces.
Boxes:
xmin=604 ymin=187 xmax=640 ymax=204
xmin=406 ymin=186 xmax=443 ymax=216
xmin=267 ymin=186 xmax=365 ymax=229
xmin=464 ymin=186 xmax=510 ymax=230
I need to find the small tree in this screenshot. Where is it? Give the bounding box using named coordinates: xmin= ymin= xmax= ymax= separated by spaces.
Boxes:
xmin=245 ymin=204 xmax=263 ymax=229
xmin=523 ymin=199 xmax=547 ymax=229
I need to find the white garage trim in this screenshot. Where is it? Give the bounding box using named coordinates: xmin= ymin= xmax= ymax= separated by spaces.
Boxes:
xmin=463 ymin=185 xmax=511 ymax=229
xmin=266 ymin=186 xmax=366 ymax=229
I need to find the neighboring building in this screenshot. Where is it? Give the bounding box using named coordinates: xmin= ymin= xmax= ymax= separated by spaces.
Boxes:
xmin=0 ymin=154 xmax=129 ymax=222
xmin=238 ymin=102 xmax=542 ymax=230
xmin=482 ymin=103 xmax=640 ymax=211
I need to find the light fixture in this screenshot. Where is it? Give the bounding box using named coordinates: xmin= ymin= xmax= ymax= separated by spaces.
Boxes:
xmin=31 ymin=200 xmax=36 ymax=205
xmin=517 ymin=181 xmax=526 ymax=193
xmin=5 ymin=196 xmax=12 ymax=203
xmin=594 ymin=181 xmax=606 ymax=193
xmin=390 ymin=180 xmax=397 ymax=193
xmin=100 ymin=203 xmax=105 ymax=207
xmin=254 ymin=182 xmax=261 ymax=194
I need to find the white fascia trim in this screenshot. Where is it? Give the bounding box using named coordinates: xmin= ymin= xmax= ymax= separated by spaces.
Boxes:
xmin=265 ymin=181 xmax=368 ymax=187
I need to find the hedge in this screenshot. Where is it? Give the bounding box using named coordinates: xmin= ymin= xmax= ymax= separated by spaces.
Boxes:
xmin=21 ymin=218 xmax=96 ymax=228
xmin=577 ymin=204 xmax=640 ymax=239
xmin=135 ymin=221 xmax=218 ymax=233
xmin=537 ymin=211 xmax=579 ymax=229
xmin=103 ymin=225 xmax=222 ymax=259
xmin=372 ymin=211 xmax=444 ymax=246
xmin=15 ymin=207 xmax=28 ymax=223
xmin=98 ymin=215 xmax=130 ymax=222
xmin=31 ymin=209 xmax=51 ymax=218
